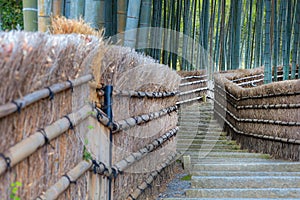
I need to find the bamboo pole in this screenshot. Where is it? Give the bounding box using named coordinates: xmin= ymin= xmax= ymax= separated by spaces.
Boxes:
xmin=0 ymin=74 xmax=93 ymax=119
xmin=93 ymin=127 xmax=179 ymax=176
xmin=176 ymin=96 xmax=204 ymax=105
xmin=22 ymin=0 xmax=38 ymax=31
xmin=179 ymin=79 xmax=208 ymax=87
xmin=84 ymin=0 xmax=105 ymax=29
xmin=70 ymin=0 xmax=85 ymax=19
xmin=113 ymin=106 xmax=178 ymax=132
xmin=0 ymin=105 xmax=92 ymax=176
xmin=124 ymin=0 xmax=142 ymax=48
xmin=52 ymin=0 xmax=63 ymax=16
xmin=180 ymin=74 xmax=209 ymax=80
xmin=38 ymin=160 xmax=92 ymax=200
xmin=137 ymin=0 xmax=152 ymax=50
xmin=127 ymin=152 xmax=177 ymax=200
xmin=97 ymin=89 xmax=179 ymax=98
xmin=117 ymin=0 xmax=128 ymax=44
xmin=179 ymin=87 xmax=208 ymax=96
xmin=38 ymin=0 xmax=52 ymax=32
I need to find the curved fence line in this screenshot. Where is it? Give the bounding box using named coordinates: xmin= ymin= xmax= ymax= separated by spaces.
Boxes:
xmin=97 ymin=89 xmax=179 ymax=98
xmin=214 ymin=108 xmax=300 ymax=145
xmin=214 ymin=100 xmax=300 ymax=126
xmin=0 ymin=74 xmax=93 ymax=119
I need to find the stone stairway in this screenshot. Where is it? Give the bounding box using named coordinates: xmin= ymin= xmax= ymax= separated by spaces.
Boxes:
xmin=162 ymin=102 xmax=300 ymax=200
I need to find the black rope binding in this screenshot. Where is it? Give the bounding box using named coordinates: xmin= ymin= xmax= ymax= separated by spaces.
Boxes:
xmin=62 ymin=174 xmax=77 ymax=184
xmin=137 ymin=185 xmax=145 ymax=192
xmin=46 ymin=87 xmax=54 ymax=100
xmin=66 ymin=80 xmax=74 ymax=93
xmin=38 ymin=129 xmax=55 ymax=149
xmin=0 ymin=153 xmax=11 ymax=171
xmin=128 ymin=194 xmax=136 ymax=200
xmin=11 ymin=100 xmax=22 ymax=114
xmin=64 ymin=115 xmax=74 ymax=130
xmin=92 ymin=160 xmax=100 ymax=174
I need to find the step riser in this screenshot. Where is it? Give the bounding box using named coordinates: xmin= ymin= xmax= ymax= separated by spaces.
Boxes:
xmin=191 ymin=177 xmax=300 ymax=188
xmin=185 ymin=189 xmax=300 ymax=198
xmin=192 ymin=163 xmax=300 ymax=172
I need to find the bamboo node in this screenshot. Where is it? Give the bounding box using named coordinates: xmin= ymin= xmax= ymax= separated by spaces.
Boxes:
xmin=45 ymin=87 xmax=54 ymax=100
xmin=66 ymin=80 xmax=74 ymax=93
xmin=0 ymin=153 xmax=11 ymax=171
xmin=64 ymin=115 xmax=74 ymax=130
xmin=62 ymin=174 xmax=77 ymax=184
xmin=11 ymin=100 xmax=23 ymax=114
xmin=37 ymin=129 xmax=55 ymax=149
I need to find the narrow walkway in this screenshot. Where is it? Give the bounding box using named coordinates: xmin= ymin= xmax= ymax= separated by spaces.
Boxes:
xmin=162 ymin=102 xmax=300 ymax=200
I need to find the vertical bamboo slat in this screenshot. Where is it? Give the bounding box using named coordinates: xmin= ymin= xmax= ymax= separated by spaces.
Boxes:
xmin=70 ymin=0 xmax=85 ymax=19
xmin=84 ymin=0 xmax=105 ymax=29
xmin=52 ymin=0 xmax=63 ymax=16
xmin=117 ymin=0 xmax=128 ymax=44
xmin=137 ymin=0 xmax=152 ymax=49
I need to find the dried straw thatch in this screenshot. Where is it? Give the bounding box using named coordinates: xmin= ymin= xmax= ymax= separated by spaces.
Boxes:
xmin=214 ymin=67 xmax=300 ymax=160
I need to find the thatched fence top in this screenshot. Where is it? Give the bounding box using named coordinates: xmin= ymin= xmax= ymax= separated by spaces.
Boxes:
xmin=0 ymin=31 xmax=181 ymax=200
xmin=214 ymin=67 xmax=300 ymax=161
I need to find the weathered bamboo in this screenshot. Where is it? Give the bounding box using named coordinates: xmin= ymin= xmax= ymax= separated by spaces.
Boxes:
xmin=214 ymin=99 xmax=300 ymax=126
xmin=214 ymin=108 xmax=300 ymax=145
xmin=38 ymin=0 xmax=51 ymax=32
xmin=52 ymin=0 xmax=63 ymax=16
xmin=97 ymin=89 xmax=179 ymax=98
xmin=180 ymin=74 xmax=208 ymax=80
xmin=232 ymin=74 xmax=264 ymax=82
xmin=127 ymin=152 xmax=177 ymax=200
xmin=236 ymin=79 xmax=264 ymax=87
xmin=93 ymin=127 xmax=178 ymax=176
xmin=176 ymin=96 xmax=204 ymax=105
xmin=0 ymin=105 xmax=92 ymax=175
xmin=179 ymin=79 xmax=208 ymax=87
xmin=179 ymin=87 xmax=208 ymax=96
xmin=113 ymin=105 xmax=178 ymax=132
xmin=37 ymin=160 xmax=92 ymax=200
xmin=0 ymin=74 xmax=93 ymax=119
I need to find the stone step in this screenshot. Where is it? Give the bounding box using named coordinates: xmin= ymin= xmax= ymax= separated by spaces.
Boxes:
xmin=161 ymin=198 xmax=300 ymax=200
xmin=185 ymin=188 xmax=300 ymax=198
xmin=182 ymin=152 xmax=270 ymax=158
xmin=177 ymin=139 xmax=234 ymax=145
xmin=190 ymin=158 xmax=275 ymax=163
xmin=177 ymin=144 xmax=240 ymax=149
xmin=191 ymin=176 xmax=300 ymax=188
xmin=192 ymin=171 xmax=300 ymax=176
xmin=192 ymin=162 xmax=300 ymax=172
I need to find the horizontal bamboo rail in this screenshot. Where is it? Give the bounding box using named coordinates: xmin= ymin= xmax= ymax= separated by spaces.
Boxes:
xmin=236 ymin=78 xmax=264 ymax=86
xmin=127 ymin=152 xmax=177 ymax=200
xmin=214 ymin=99 xmax=300 ymax=126
xmin=37 ymin=160 xmax=92 ymax=200
xmin=92 ymin=127 xmax=179 ymax=177
xmin=97 ymin=89 xmax=179 ymax=98
xmin=179 ymin=87 xmax=208 ymax=96
xmin=176 ymin=96 xmax=204 ymax=105
xmin=214 ymin=107 xmax=300 ymax=144
xmin=179 ymin=79 xmax=208 ymax=87
xmin=114 ymin=106 xmax=177 ymax=132
xmin=180 ymin=74 xmax=208 ymax=80
xmin=0 ymin=74 xmax=93 ymax=119
xmin=0 ymin=105 xmax=92 ymax=175
xmin=232 ymin=74 xmax=264 ymax=82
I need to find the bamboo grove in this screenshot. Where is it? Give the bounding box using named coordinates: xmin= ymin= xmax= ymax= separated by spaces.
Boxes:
xmin=19 ymin=0 xmax=300 ymax=82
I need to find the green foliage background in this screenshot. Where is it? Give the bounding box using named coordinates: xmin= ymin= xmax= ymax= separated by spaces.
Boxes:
xmin=0 ymin=0 xmax=23 ymax=31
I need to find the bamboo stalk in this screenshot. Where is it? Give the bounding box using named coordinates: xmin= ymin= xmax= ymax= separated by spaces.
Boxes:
xmin=127 ymin=152 xmax=177 ymax=200
xmin=52 ymin=0 xmax=63 ymax=16
xmin=22 ymin=0 xmax=38 ymax=31
xmin=70 ymin=0 xmax=85 ymax=19
xmin=38 ymin=0 xmax=52 ymax=32
xmin=38 ymin=160 xmax=92 ymax=200
xmin=0 ymin=105 xmax=92 ymax=176
xmin=117 ymin=0 xmax=128 ymax=44
xmin=0 ymin=74 xmax=92 ymax=119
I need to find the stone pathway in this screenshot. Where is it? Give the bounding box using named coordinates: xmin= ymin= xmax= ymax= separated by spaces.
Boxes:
xmin=160 ymin=102 xmax=300 ymax=200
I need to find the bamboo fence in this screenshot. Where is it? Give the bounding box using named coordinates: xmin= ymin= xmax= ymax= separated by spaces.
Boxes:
xmin=214 ymin=66 xmax=300 ymax=161
xmin=0 ymin=30 xmax=181 ymax=200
